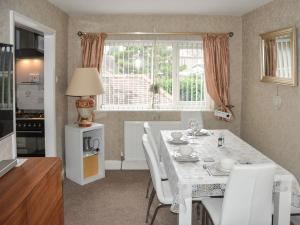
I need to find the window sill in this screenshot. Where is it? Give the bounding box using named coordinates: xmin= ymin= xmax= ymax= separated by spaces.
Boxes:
xmin=95 ymin=109 xmax=214 ymax=113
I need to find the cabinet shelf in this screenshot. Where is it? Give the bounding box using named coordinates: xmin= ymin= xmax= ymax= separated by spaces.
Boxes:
xmin=83 ymin=150 xmax=98 ymax=158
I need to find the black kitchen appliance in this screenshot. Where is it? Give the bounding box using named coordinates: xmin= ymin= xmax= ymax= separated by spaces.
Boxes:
xmin=15 ymin=27 xmax=44 ymax=59
xmin=16 ymin=112 xmax=45 ymax=157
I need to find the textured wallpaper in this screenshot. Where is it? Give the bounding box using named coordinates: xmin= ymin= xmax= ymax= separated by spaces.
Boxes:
xmin=0 ymin=0 xmax=68 ymax=160
xmin=242 ymin=0 xmax=300 ymax=180
xmin=68 ymin=15 xmax=243 ymax=160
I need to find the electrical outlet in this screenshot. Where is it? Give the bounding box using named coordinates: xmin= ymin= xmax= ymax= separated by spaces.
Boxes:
xmin=120 ymin=152 xmax=125 ymax=161
xmin=29 ymin=73 xmax=40 ymax=83
xmin=214 ymin=110 xmax=231 ymax=120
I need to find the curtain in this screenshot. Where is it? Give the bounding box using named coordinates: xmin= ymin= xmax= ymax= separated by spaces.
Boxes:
xmin=80 ymin=33 xmax=107 ymax=117
xmin=203 ymin=34 xmax=232 ymax=119
xmin=264 ymin=39 xmax=277 ymax=77
xmin=81 ymin=33 xmax=107 ymax=71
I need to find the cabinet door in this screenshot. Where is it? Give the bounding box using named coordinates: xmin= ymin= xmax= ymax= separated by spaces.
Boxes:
xmin=3 ymin=201 xmax=28 ymax=225
xmin=27 ymin=175 xmax=49 ymax=225
xmin=27 ymin=162 xmax=63 ymax=225
xmin=48 ymin=198 xmax=64 ymax=225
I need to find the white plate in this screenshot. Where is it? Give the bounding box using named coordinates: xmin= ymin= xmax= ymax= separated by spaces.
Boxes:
xmin=168 ymin=138 xmax=189 ymax=145
xmin=173 ymin=152 xmax=199 ymax=162
xmin=186 ymin=129 xmax=210 ymax=136
xmin=215 ymin=162 xmax=231 ymax=173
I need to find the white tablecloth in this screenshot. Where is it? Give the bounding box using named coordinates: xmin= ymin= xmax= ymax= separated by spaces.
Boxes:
xmin=160 ymin=129 xmax=300 ymax=225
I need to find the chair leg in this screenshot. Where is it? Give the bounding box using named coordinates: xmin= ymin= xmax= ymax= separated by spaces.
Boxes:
xmin=196 ymin=202 xmax=201 ymax=221
xmin=146 ymin=188 xmax=156 ymax=223
xmin=146 ymin=176 xmax=152 ymax=198
xmin=202 ymin=204 xmax=206 ymax=225
xmin=202 ymin=208 xmax=205 ymax=225
xmin=149 ymin=204 xmax=169 ymax=225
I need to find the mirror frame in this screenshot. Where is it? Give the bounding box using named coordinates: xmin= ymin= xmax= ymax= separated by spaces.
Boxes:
xmin=260 ymin=26 xmax=297 ymax=86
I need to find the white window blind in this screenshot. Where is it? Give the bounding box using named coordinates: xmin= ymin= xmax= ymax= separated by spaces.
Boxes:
xmin=99 ymin=39 xmax=213 ymax=111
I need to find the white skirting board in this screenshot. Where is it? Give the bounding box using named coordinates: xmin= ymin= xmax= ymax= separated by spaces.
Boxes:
xmin=105 ymin=160 xmax=148 ymax=170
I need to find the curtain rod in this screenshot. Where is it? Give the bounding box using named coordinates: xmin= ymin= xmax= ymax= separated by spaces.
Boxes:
xmin=77 ymin=31 xmax=234 ymax=38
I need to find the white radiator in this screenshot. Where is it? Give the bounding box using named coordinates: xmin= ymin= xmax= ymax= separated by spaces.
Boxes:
xmin=120 ymin=112 xmax=204 ymax=170
xmin=124 ymin=121 xmax=146 ymax=162
xmin=123 ymin=121 xmax=183 ymax=169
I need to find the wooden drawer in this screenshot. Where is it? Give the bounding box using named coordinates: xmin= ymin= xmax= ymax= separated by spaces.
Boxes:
xmin=27 ymin=163 xmax=62 ymax=225
xmin=3 ymin=201 xmax=28 ymax=225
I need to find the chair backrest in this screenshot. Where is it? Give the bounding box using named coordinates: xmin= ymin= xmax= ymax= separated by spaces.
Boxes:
xmin=142 ymin=134 xmax=165 ymax=203
xmin=220 ymin=164 xmax=276 ymax=225
xmin=146 ymin=121 xmax=184 ymax=149
xmin=144 ymin=122 xmax=160 ymax=163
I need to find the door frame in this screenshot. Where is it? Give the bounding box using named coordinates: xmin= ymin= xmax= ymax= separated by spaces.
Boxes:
xmin=9 ymin=11 xmax=57 ymax=157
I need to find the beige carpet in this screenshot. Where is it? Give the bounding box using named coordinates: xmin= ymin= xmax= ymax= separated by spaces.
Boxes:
xmin=64 ymin=171 xmax=298 ymax=225
xmin=64 ymin=170 xmax=184 ymax=225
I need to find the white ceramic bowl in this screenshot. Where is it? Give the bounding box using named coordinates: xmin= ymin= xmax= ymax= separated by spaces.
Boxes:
xmin=180 ymin=146 xmax=193 ymax=156
xmin=220 ymin=158 xmax=236 ymax=171
xmin=171 ymin=132 xmax=183 ymax=141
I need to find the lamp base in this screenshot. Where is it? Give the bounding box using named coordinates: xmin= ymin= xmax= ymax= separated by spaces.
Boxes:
xmin=75 ymin=97 xmax=95 ymax=128
xmin=78 ymin=118 xmax=92 ymax=127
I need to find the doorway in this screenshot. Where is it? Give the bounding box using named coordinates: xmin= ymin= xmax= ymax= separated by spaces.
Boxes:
xmin=10 ymin=11 xmax=57 ymax=157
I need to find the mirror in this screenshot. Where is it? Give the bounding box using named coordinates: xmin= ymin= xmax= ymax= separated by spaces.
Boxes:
xmin=260 ymin=26 xmax=297 ymax=86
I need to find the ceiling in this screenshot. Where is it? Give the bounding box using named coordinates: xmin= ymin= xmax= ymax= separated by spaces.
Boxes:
xmin=48 ymin=0 xmax=273 ymax=16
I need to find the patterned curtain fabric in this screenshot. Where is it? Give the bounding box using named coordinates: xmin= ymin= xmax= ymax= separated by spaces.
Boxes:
xmin=203 ymin=34 xmax=232 ymax=119
xmin=81 ymin=33 xmax=107 ymax=71
xmin=80 ymin=33 xmax=107 ymax=116
xmin=264 ymin=39 xmax=277 ymax=77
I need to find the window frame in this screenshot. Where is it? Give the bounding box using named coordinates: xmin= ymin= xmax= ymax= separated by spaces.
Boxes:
xmin=97 ymin=39 xmax=213 ymax=112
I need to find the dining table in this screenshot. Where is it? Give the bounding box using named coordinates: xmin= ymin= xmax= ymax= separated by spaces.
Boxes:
xmin=159 ymin=129 xmax=300 ymax=225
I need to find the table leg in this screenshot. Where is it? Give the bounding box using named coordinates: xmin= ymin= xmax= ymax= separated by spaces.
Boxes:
xmin=179 ymin=186 xmax=192 ymax=225
xmin=273 ymin=190 xmax=291 ymax=225
xmin=179 ymin=196 xmax=192 ymax=225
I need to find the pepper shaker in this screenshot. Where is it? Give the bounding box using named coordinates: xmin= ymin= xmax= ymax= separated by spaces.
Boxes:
xmin=218 ymin=133 xmax=224 ymax=147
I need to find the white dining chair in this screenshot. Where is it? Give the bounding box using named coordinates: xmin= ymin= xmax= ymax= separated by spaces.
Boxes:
xmin=201 ymin=163 xmax=276 ymax=225
xmin=142 ymin=134 xmax=174 ymax=225
xmin=143 ymin=134 xmax=206 ymax=224
xmin=144 ymin=122 xmax=168 ymax=198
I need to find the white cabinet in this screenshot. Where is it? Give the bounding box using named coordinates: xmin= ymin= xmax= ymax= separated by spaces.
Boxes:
xmin=65 ymin=123 xmax=105 ymax=185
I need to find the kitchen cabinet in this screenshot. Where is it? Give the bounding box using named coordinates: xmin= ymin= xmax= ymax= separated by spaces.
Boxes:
xmin=0 ymin=158 xmax=63 ymax=225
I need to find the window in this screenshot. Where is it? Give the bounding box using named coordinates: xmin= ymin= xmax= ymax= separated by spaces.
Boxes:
xmin=276 ymin=37 xmax=292 ymax=78
xmin=99 ymin=39 xmax=213 ymax=111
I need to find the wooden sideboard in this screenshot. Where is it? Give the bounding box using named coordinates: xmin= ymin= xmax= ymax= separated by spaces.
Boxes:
xmin=0 ymin=158 xmax=64 ymax=225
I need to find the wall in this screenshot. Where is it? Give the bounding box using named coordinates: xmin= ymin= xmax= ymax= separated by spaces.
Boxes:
xmin=242 ymin=0 xmax=300 ymax=179
xmin=68 ymin=15 xmax=243 ymax=160
xmin=16 ymin=58 xmax=44 ymax=110
xmin=0 ymin=0 xmax=68 ymax=159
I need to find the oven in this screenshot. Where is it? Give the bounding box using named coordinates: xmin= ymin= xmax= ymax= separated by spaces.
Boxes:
xmin=16 ymin=115 xmax=45 ymax=157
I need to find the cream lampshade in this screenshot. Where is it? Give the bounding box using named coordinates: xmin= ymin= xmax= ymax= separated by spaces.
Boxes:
xmin=66 ymin=68 xmax=104 ymax=127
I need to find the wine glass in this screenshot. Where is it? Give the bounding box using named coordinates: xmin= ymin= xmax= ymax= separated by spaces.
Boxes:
xmin=188 ymin=119 xmax=199 ymax=145
xmin=189 ymin=119 xmax=198 ymax=136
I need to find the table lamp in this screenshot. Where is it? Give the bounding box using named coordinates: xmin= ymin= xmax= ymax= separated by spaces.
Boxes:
xmin=66 ymin=68 xmax=104 ymax=127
